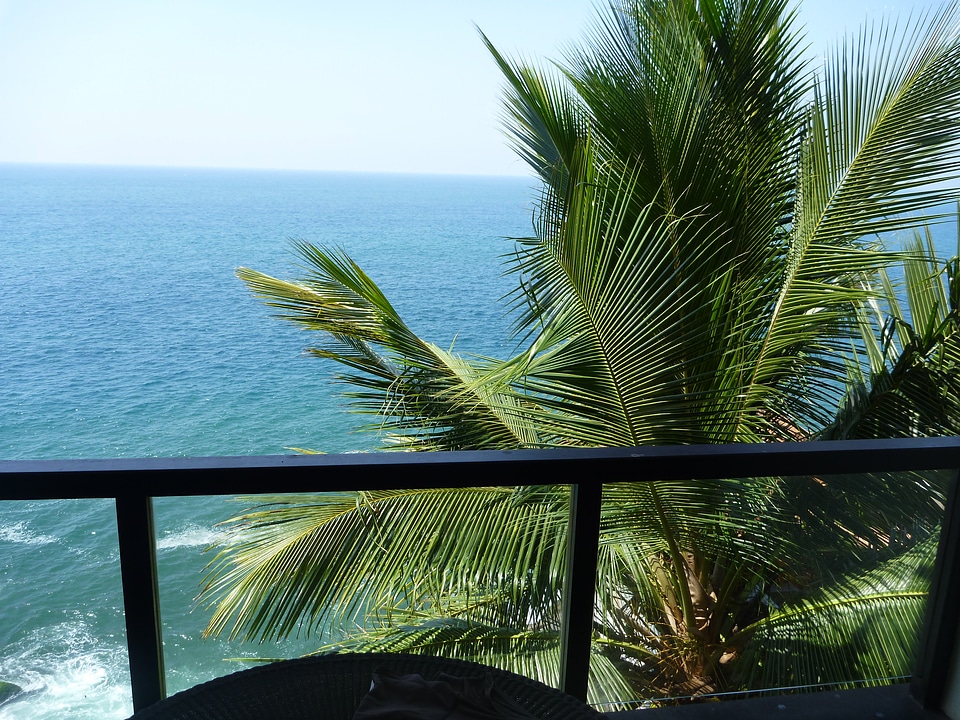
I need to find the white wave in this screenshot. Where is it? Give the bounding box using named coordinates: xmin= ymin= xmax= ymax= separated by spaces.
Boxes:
xmin=0 ymin=623 xmax=132 ymax=720
xmin=156 ymin=524 xmax=223 ymax=551
xmin=0 ymin=522 xmax=57 ymax=546
xmin=0 ymin=659 xmax=132 ymax=719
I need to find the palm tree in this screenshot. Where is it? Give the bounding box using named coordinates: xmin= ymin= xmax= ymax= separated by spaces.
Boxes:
xmin=201 ymin=0 xmax=960 ymax=706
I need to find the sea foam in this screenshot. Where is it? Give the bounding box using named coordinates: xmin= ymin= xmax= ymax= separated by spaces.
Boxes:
xmin=156 ymin=524 xmax=222 ymax=551
xmin=0 ymin=522 xmax=57 ymax=547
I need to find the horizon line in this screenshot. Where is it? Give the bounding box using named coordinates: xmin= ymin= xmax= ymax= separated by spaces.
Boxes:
xmin=0 ymin=159 xmax=534 ymax=181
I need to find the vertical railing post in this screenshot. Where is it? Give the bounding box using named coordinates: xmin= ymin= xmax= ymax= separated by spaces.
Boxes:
xmin=116 ymin=495 xmax=166 ymax=712
xmin=911 ymin=468 xmax=960 ymax=710
xmin=559 ymin=481 xmax=603 ymax=701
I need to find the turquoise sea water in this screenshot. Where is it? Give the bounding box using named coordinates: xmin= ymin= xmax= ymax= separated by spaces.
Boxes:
xmin=0 ymin=164 xmax=535 ymax=719
xmin=0 ymin=164 xmax=957 ymax=719
xmin=1 ymin=164 xmax=532 ymax=459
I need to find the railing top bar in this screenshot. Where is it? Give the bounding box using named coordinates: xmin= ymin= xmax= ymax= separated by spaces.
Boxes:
xmin=1 ymin=437 xmax=958 ymax=501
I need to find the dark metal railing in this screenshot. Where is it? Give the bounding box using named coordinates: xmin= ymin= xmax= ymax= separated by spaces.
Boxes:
xmin=2 ymin=438 xmax=960 ymax=714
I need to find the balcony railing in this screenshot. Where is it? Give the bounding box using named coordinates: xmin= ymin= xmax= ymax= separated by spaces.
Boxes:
xmin=2 ymin=437 xmax=959 ymax=716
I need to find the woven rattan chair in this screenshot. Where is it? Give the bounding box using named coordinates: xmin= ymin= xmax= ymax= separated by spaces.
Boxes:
xmin=125 ymin=653 xmax=603 ymax=720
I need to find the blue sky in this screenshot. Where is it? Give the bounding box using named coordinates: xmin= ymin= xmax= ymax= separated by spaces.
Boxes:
xmin=0 ymin=1 xmax=943 ymax=176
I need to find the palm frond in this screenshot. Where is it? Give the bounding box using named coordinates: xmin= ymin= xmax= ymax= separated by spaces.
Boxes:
xmin=742 ymin=4 xmax=960 ymax=437
xmin=238 ymin=244 xmax=540 ymax=450
xmin=201 ymin=487 xmax=569 ymax=642
xmin=500 ymin=147 xmax=741 ymax=445
xmin=482 ymin=32 xmax=585 ymax=195
xmin=734 ymin=534 xmax=939 ymax=691
xmin=822 ymin=226 xmax=960 ymax=440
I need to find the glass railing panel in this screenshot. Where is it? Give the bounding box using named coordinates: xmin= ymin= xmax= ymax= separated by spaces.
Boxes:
xmin=0 ymin=499 xmax=132 ymax=719
xmin=153 ymin=494 xmax=326 ymax=695
xmin=589 ymin=469 xmax=954 ymax=710
xmin=154 ymin=485 xmax=573 ymax=693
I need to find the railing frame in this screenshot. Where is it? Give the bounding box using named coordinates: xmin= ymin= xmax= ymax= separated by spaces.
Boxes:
xmin=2 ymin=437 xmax=959 ymax=714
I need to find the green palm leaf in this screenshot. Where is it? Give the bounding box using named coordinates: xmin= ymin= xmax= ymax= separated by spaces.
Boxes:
xmin=202 ymin=487 xmax=569 ymax=641
xmin=734 ymin=534 xmax=939 ymax=691
xmin=238 ymin=244 xmax=541 ymax=450
xmin=823 ymin=226 xmax=960 ymax=440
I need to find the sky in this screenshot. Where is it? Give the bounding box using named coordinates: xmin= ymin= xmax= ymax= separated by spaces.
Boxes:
xmin=0 ymin=0 xmax=945 ymax=177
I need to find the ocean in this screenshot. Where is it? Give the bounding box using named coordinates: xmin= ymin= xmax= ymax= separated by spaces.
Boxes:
xmin=0 ymin=164 xmax=535 ymax=719
xmin=0 ymin=164 xmax=956 ymax=719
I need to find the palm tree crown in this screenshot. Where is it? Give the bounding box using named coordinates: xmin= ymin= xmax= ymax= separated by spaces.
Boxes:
xmin=204 ymin=0 xmax=960 ymax=705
